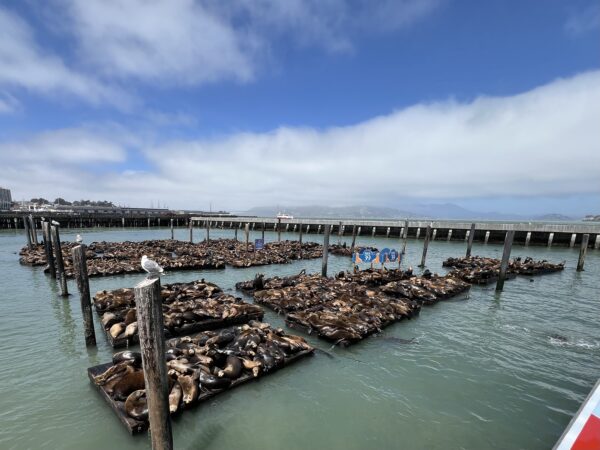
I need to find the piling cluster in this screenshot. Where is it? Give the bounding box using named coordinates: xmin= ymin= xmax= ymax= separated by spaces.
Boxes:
xmin=443 ymin=256 xmax=565 ymax=284
xmin=88 ymin=321 xmax=314 ymax=433
xmin=237 ymin=268 xmax=470 ymax=346
xmin=93 ymin=280 xmax=263 ymax=347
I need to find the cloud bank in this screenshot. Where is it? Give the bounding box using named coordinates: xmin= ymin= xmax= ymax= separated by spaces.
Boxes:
xmin=2 ymin=71 xmax=599 ymax=210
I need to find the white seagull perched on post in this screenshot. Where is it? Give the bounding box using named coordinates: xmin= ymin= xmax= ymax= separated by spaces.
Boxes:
xmin=141 ymin=255 xmax=164 ymax=278
xmin=75 ymin=234 xmax=83 ymax=244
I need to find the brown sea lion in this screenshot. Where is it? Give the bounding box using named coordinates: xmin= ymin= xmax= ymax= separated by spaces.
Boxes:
xmin=217 ymin=356 xmax=242 ymax=379
xmin=169 ymin=382 xmax=182 ymax=414
xmin=112 ymin=370 xmax=145 ymax=400
xmin=123 ymin=322 xmax=138 ymax=338
xmin=109 ymin=322 xmax=124 ymax=338
xmin=178 ymin=372 xmax=199 ymax=404
xmin=125 ymin=390 xmax=148 ymax=421
xmin=101 ymin=312 xmax=119 ymax=328
xmin=198 ymin=370 xmax=231 ymax=389
xmin=112 ymin=350 xmax=142 ymax=367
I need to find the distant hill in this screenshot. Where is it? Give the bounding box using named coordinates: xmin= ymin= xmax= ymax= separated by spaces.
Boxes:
xmin=244 ymin=205 xmax=418 ymax=219
xmin=533 ymin=213 xmax=574 ymax=221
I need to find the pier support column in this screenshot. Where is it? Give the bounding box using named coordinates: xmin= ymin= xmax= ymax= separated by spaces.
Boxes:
xmin=432 ymin=229 xmax=437 ymax=241
xmin=299 ymin=224 xmax=303 ymax=244
xmin=293 ymin=224 xmax=297 ymax=232
xmin=307 ymin=225 xmax=311 ymax=233
xmin=400 ymin=227 xmax=404 ymax=238
xmin=51 ymin=225 xmax=69 ymax=297
xmin=525 ymin=232 xmax=531 ymax=246
xmin=386 ymin=227 xmax=390 ymax=238
xmin=466 ymin=223 xmax=476 ymax=257
xmin=447 ymin=229 xmax=453 ymax=241
xmin=286 ymin=223 xmax=289 ymax=232
xmin=322 ymin=225 xmax=330 ymax=277
xmin=245 ymin=223 xmax=250 ymax=252
xmin=570 ymin=233 xmax=576 ymax=248
xmin=72 ymin=245 xmax=96 ymax=346
xmin=496 ymin=230 xmax=515 ymax=292
xmin=547 ymin=233 xmax=554 ymax=247
xmin=170 ymin=219 xmax=174 ymax=239
xmin=372 ymin=226 xmax=376 ymax=237
xmin=484 ymin=231 xmax=490 ymax=244
xmin=595 ymin=234 xmax=600 ymax=250
xmin=350 ymin=225 xmax=356 ymax=252
xmin=318 ymin=225 xmax=322 ymax=234
xmin=577 ymin=234 xmax=589 ymax=271
xmin=23 ymin=217 xmax=32 ymax=249
xmin=401 ymin=219 xmax=409 ymax=256
xmin=416 ymin=227 xmax=421 ymax=239
xmin=419 ymin=225 xmax=432 ymax=268
xmin=42 ymin=221 xmax=57 ymax=279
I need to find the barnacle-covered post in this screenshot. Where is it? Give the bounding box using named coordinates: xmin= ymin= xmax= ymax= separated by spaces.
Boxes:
xmin=72 ymin=245 xmax=96 ymax=346
xmin=577 ymin=234 xmax=589 ymax=271
xmin=496 ymin=230 xmax=515 ymax=292
xmin=466 ymin=223 xmax=476 ymax=257
xmin=419 ymin=224 xmax=432 ymax=268
xmin=322 ymin=225 xmax=330 ymax=277
xmin=42 ymin=220 xmax=57 ymax=278
xmin=51 ymin=224 xmax=69 ymax=296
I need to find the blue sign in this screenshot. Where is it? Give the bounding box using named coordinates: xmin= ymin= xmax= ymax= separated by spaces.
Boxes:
xmin=359 ymin=248 xmax=375 ymax=263
xmin=388 ymin=249 xmax=398 ymax=262
xmin=380 ymin=248 xmax=391 ymax=263
xmin=255 ymin=238 xmax=264 ymax=250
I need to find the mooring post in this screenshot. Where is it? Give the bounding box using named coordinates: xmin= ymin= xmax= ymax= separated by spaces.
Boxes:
xmin=401 ymin=219 xmax=409 ymax=256
xmin=322 ymin=224 xmax=330 ymax=277
xmin=29 ymin=215 xmax=38 ymax=244
xmin=234 ymin=227 xmax=238 ymax=240
xmin=386 ymin=227 xmax=390 ymax=238
xmin=350 ymin=225 xmax=357 ymax=252
xmin=170 ymin=219 xmax=174 ymax=240
xmin=277 ymin=218 xmax=281 ymax=242
xmin=42 ymin=221 xmax=57 ymax=278
xmin=484 ymin=231 xmax=490 ymax=244
xmin=134 ymin=278 xmax=173 ymax=450
xmin=525 ymin=231 xmax=532 ymax=246
xmin=496 ymin=230 xmax=515 ymax=292
xmin=299 ymin=223 xmax=304 ymax=244
xmin=245 ymin=223 xmax=250 ymax=252
xmin=23 ymin=216 xmax=33 ymax=249
xmin=577 ymin=234 xmax=590 ymax=271
xmin=72 ymin=245 xmax=96 ymax=346
xmin=339 ymin=221 xmax=343 ymax=243
xmin=595 ymin=234 xmax=600 ymax=250
xmin=206 ymin=220 xmax=210 ymax=243
xmin=51 ymin=225 xmax=69 ymax=296
xmin=372 ymin=226 xmax=376 ymax=237
xmin=570 ymin=233 xmax=576 ymax=248
xmin=419 ymin=224 xmax=432 ymax=268
xmin=547 ymin=232 xmax=554 ymax=247
xmin=465 ymin=223 xmax=476 ymax=257
xmin=447 ymin=229 xmax=453 ymax=241
xmin=188 ymin=219 xmax=193 ymax=243
xmin=262 ymin=222 xmax=265 ymax=240
xmin=416 ymin=227 xmax=421 ymax=239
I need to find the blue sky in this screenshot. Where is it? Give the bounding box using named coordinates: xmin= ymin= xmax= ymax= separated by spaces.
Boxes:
xmin=0 ymin=0 xmax=599 ymax=216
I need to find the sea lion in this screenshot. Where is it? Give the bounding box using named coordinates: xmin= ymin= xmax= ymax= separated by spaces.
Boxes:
xmin=217 ymin=356 xmax=242 ymax=379
xmin=123 ymin=309 xmax=136 ymax=325
xmin=101 ymin=312 xmax=120 ymax=328
xmin=123 ymin=322 xmax=138 ymax=338
xmin=241 ymin=358 xmax=262 ymax=377
xmin=198 ymin=370 xmax=232 ymax=389
xmin=112 ymin=350 xmax=142 ymax=367
xmin=111 ymin=370 xmax=146 ymax=400
xmin=93 ymin=361 xmax=132 ymax=385
xmin=109 ymin=322 xmax=124 ymax=338
xmin=125 ymin=390 xmax=148 ymax=421
xmin=178 ymin=372 xmax=199 ymax=404
xmin=169 ymin=382 xmax=183 ymax=413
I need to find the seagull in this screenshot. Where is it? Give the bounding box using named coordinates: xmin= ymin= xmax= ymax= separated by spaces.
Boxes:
xmin=141 ymin=255 xmax=164 ymax=279
xmin=51 ymin=220 xmax=60 ymax=226
xmin=75 ymin=234 xmax=83 ymax=244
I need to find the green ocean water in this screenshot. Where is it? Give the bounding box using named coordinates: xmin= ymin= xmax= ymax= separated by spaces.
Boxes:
xmin=0 ymin=227 xmax=598 ymax=450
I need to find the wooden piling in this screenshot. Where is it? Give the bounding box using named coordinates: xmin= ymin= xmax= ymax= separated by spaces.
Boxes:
xmin=570 ymin=233 xmax=576 ymax=248
xmin=432 ymin=229 xmax=437 ymax=241
xmin=262 ymin=222 xmax=265 ymax=240
xmin=23 ymin=217 xmax=33 ymax=249
xmin=595 ymin=234 xmax=600 ymax=250
xmin=416 ymin=227 xmax=421 ymax=239
xmin=206 ymin=220 xmax=210 ymax=243
xmin=339 ymin=221 xmax=344 ymax=243
xmin=42 ymin=221 xmax=57 ymax=278
xmin=350 ymin=225 xmax=357 ymax=252
xmin=577 ymin=234 xmax=589 ymax=271
xmin=134 ymin=278 xmax=173 ymax=450
xmin=72 ymin=245 xmax=96 ymax=346
xmin=496 ymin=230 xmax=515 ymax=291
xmin=386 ymin=227 xmax=391 ymax=238
xmin=51 ymin=225 xmax=69 ymax=296
xmin=322 ymin=225 xmax=330 ymax=277
xmin=170 ymin=219 xmax=174 ymax=240
xmin=401 ymin=219 xmax=408 ymax=256
xmin=29 ymin=215 xmax=38 ymax=244
xmin=447 ymin=229 xmax=453 ymax=241
xmin=277 ymin=219 xmax=281 ymax=242
xmin=245 ymin=223 xmax=250 ymax=252
xmin=234 ymin=228 xmax=238 ymax=241
xmin=484 ymin=231 xmax=490 ymax=244
xmin=372 ymin=226 xmax=376 ymax=237
xmin=188 ymin=219 xmax=193 ymax=243
xmin=525 ymin=231 xmax=532 ymax=246
xmin=419 ymin=224 xmax=431 ymax=268
xmin=299 ymin=224 xmax=303 ymax=244
xmin=547 ymin=232 xmax=554 ymax=247
xmin=466 ymin=223 xmax=476 ymax=257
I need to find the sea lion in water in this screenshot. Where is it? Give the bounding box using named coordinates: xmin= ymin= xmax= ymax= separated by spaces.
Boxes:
xmin=111 ymin=370 xmax=146 ymax=400
xmin=125 ymin=390 xmax=148 ymax=421
xmin=169 ymin=382 xmax=183 ymax=413
xmin=217 ymin=356 xmax=242 ymax=379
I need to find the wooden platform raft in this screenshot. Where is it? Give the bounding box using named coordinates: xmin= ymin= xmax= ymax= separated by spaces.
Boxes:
xmin=237 ymin=269 xmax=470 ymax=346
xmin=93 ymin=280 xmax=264 ymax=348
xmin=442 ymin=255 xmax=565 ymax=284
xmin=88 ymin=321 xmax=314 ymax=434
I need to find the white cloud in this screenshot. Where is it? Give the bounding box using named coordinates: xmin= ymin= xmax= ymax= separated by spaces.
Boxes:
xmin=3 ymin=71 xmax=599 ymax=210
xmin=0 ymin=7 xmax=133 ymax=109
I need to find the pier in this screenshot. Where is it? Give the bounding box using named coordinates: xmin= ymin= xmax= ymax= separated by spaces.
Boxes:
xmin=191 ymin=217 xmax=600 ymax=248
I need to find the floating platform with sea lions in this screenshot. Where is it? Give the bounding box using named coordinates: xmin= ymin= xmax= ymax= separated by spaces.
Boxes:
xmin=443 ymin=255 xmax=565 ymax=284
xmin=93 ymin=280 xmax=264 ymax=347
xmin=87 ymin=321 xmax=314 ymax=434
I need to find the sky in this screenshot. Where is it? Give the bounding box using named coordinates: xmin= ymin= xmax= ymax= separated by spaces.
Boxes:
xmin=0 ymin=0 xmax=599 ymax=216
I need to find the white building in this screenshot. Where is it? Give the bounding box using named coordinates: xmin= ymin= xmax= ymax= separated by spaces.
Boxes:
xmin=0 ymin=187 xmax=11 ymax=210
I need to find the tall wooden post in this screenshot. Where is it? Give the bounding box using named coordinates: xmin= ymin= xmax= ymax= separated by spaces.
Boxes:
xmin=188 ymin=219 xmax=193 ymax=243
xmin=72 ymin=245 xmax=96 ymax=345
xmin=496 ymin=230 xmax=515 ymax=292
xmin=42 ymin=221 xmax=57 ymax=278
xmin=206 ymin=220 xmax=210 ymax=243
xmin=350 ymin=225 xmax=357 ymax=252
xmin=401 ymin=219 xmax=409 ymax=256
xmin=338 ymin=221 xmax=343 ymax=244
xmin=234 ymin=227 xmax=238 ymax=240
xmin=262 ymin=222 xmax=265 ymax=240
xmin=51 ymin=225 xmax=69 ymax=296
xmin=299 ymin=223 xmax=303 ymax=244
xmin=322 ymin=225 xmax=330 ymax=277
xmin=447 ymin=229 xmax=453 ymax=241
xmin=23 ymin=217 xmax=33 ymax=249
xmin=419 ymin=224 xmax=432 ymax=268
xmin=577 ymin=234 xmax=589 ymax=271
xmin=277 ymin=218 xmax=281 ymax=242
xmin=170 ymin=219 xmax=174 ymax=240
xmin=135 ymin=278 xmax=173 ymax=450
xmin=29 ymin=215 xmax=38 ymax=244
xmin=466 ymin=223 xmax=476 ymax=257
xmin=245 ymin=223 xmax=250 ymax=252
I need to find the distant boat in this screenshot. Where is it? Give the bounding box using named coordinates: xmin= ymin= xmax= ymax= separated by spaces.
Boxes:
xmin=276 ymin=212 xmax=294 ymax=220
